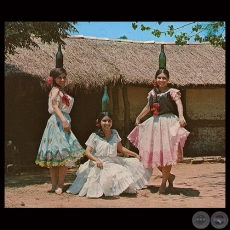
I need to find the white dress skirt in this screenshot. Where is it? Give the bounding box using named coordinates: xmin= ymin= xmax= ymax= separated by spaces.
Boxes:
xmin=66 ymin=129 xmax=152 ymax=198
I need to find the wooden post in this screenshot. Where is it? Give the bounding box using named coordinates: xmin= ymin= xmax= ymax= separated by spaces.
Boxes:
xmin=121 ymin=84 xmax=130 ymax=149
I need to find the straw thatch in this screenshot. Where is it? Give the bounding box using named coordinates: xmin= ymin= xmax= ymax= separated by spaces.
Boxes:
xmin=5 ymin=35 xmax=225 ymax=93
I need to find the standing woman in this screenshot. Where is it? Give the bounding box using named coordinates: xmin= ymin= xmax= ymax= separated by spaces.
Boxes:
xmin=35 ymin=67 xmax=85 ymax=195
xmin=127 ymin=68 xmax=190 ymax=194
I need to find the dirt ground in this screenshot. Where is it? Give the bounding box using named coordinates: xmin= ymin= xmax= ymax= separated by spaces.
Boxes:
xmin=4 ymin=161 xmax=226 ymax=208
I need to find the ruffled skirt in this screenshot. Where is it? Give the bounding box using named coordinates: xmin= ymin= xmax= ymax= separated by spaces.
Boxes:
xmin=127 ymin=113 xmax=190 ymax=168
xmin=35 ymin=113 xmax=85 ymax=168
xmin=66 ymin=156 xmax=152 ymax=198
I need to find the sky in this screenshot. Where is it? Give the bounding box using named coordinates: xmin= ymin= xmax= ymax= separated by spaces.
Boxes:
xmin=70 ymin=21 xmax=207 ymax=42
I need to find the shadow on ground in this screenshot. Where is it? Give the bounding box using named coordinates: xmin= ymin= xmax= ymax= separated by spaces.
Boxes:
xmin=4 ymin=168 xmax=76 ymax=188
xmin=147 ymin=185 xmax=200 ymax=197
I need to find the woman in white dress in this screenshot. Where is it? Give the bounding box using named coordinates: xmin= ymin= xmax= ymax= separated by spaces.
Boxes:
xmin=66 ymin=112 xmax=152 ymax=198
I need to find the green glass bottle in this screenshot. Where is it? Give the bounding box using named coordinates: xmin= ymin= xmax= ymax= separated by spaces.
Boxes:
xmin=56 ymin=44 xmax=63 ymax=68
xmin=159 ymin=44 xmax=166 ymax=69
xmin=102 ymin=86 xmax=110 ymax=112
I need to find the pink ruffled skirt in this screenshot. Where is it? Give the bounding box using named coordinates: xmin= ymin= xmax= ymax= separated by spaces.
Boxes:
xmin=127 ymin=113 xmax=190 ymax=168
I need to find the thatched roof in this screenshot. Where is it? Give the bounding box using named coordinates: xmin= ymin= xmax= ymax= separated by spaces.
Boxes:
xmin=5 ymin=35 xmax=225 ymax=92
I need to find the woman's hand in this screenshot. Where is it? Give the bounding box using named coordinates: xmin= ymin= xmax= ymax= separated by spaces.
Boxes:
xmin=62 ymin=120 xmax=71 ymax=132
xmin=179 ymin=116 xmax=187 ymax=127
xmin=134 ymin=154 xmax=141 ymax=161
xmin=135 ymin=103 xmax=150 ymax=126
xmin=96 ymin=160 xmax=103 ymax=169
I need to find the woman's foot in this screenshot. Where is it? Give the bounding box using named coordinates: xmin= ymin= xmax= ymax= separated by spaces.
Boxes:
xmin=158 ymin=184 xmax=166 ymax=194
xmin=178 ymin=156 xmax=183 ymax=162
xmin=168 ymin=174 xmax=175 ymax=188
xmin=55 ymin=188 xmax=63 ymax=195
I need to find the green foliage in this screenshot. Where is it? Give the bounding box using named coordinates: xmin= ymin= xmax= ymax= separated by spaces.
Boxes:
xmin=4 ymin=21 xmax=78 ymax=57
xmin=5 ymin=21 xmax=226 ymax=58
xmin=118 ymin=35 xmax=128 ymax=39
xmin=132 ymin=21 xmax=225 ymax=49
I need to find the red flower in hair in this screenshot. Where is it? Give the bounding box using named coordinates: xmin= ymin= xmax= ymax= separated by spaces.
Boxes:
xmin=95 ymin=119 xmax=100 ymax=127
xmin=150 ymin=103 xmax=159 ymax=116
xmin=152 ymin=80 xmax=157 ymax=88
xmin=47 ymin=76 xmax=53 ymax=85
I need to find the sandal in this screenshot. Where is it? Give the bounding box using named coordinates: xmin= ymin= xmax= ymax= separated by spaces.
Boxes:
xmin=47 ymin=189 xmax=56 ymax=193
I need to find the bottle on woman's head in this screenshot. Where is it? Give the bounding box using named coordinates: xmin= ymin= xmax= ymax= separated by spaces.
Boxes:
xmin=159 ymin=44 xmax=166 ymax=69
xmin=102 ymin=86 xmax=110 ymax=112
xmin=56 ymin=44 xmax=63 ymax=68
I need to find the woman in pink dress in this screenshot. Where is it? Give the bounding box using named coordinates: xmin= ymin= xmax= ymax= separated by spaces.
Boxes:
xmin=127 ymin=68 xmax=190 ymax=194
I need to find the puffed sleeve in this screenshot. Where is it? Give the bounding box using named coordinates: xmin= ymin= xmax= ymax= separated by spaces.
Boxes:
xmin=85 ymin=133 xmax=97 ymax=149
xmin=147 ymin=89 xmax=155 ymax=100
xmin=170 ymin=88 xmax=181 ymax=101
xmin=112 ymin=129 xmax=122 ymax=143
xmin=48 ymin=87 xmax=62 ymax=113
xmin=49 ymin=87 xmax=61 ymax=102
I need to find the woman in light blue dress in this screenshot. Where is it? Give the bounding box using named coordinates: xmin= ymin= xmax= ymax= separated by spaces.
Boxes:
xmin=35 ymin=67 xmax=85 ymax=195
xmin=66 ymin=112 xmax=152 ymax=198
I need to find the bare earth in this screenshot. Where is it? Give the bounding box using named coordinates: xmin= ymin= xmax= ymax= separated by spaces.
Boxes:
xmin=4 ymin=162 xmax=225 ymax=208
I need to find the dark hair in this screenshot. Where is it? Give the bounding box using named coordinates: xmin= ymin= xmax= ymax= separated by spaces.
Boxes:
xmin=155 ymin=68 xmax=170 ymax=79
xmin=94 ymin=112 xmax=113 ymax=137
xmin=50 ymin=67 xmax=67 ymax=87
xmin=149 ymin=68 xmax=170 ymax=107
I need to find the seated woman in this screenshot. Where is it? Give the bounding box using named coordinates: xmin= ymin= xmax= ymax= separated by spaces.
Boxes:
xmin=66 ymin=111 xmax=153 ymax=198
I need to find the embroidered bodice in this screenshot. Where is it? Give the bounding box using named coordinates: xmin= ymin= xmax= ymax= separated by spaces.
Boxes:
xmin=85 ymin=129 xmax=121 ymax=158
xmin=48 ymin=87 xmax=74 ymax=114
xmin=147 ymin=88 xmax=181 ymax=115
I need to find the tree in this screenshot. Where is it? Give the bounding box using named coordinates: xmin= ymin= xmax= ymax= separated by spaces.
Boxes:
xmin=132 ymin=21 xmax=226 ymax=49
xmin=4 ymin=21 xmax=79 ymax=57
xmin=5 ymin=21 xmax=226 ymax=58
xmin=118 ymin=35 xmax=128 ymax=39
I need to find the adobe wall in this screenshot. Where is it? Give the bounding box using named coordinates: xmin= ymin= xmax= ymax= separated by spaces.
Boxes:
xmin=118 ymin=86 xmax=225 ymax=157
